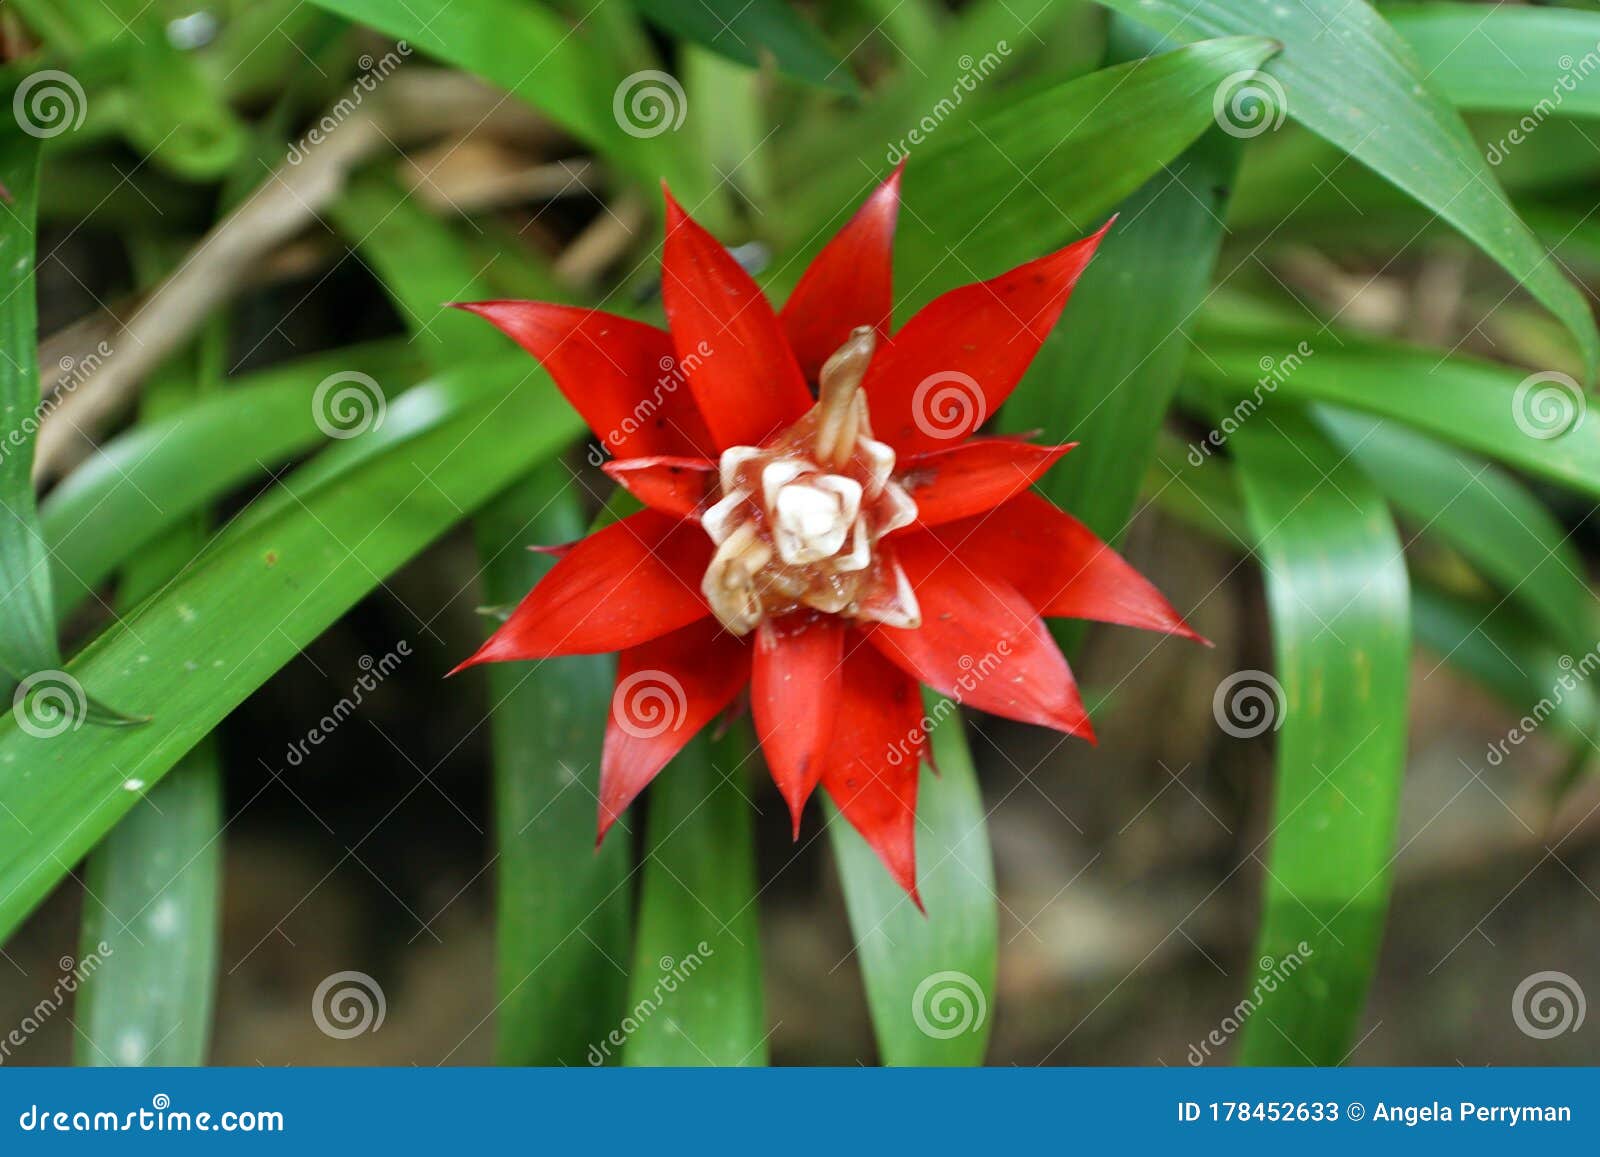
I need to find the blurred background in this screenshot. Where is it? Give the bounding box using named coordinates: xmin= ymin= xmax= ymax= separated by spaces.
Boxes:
xmin=3 ymin=0 xmax=1599 ymax=1066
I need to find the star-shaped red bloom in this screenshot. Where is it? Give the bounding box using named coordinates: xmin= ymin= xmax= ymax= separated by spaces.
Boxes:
xmin=452 ymin=168 xmax=1203 ymax=903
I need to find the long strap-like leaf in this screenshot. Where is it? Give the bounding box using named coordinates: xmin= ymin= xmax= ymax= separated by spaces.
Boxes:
xmin=477 ymin=469 xmax=633 ymax=1065
xmin=623 ymin=725 xmax=766 ymax=1066
xmin=1095 ymin=0 xmax=1599 ymax=378
xmin=829 ymin=696 xmax=997 ymax=1065
xmin=1227 ymin=403 xmax=1410 ymax=1064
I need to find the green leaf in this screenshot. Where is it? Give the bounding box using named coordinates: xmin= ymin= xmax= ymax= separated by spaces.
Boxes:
xmin=1190 ymin=326 xmax=1600 ymax=504
xmin=1387 ymin=3 xmax=1600 ymax=119
xmin=476 ymin=468 xmax=632 ymax=1065
xmin=1226 ymin=403 xmax=1410 ymax=1065
xmin=1147 ymin=430 xmax=1250 ymax=550
xmin=75 ymin=742 xmax=221 ymax=1065
xmin=0 ymin=362 xmax=582 ymax=945
xmin=622 ymin=724 xmax=766 ymax=1066
xmin=631 ymin=0 xmax=855 ymax=93
xmin=0 ymin=134 xmax=58 ymax=688
xmin=775 ymin=0 xmax=1093 ymax=193
xmin=1316 ymin=407 xmax=1591 ymax=657
xmin=880 ymin=37 xmax=1279 ymax=312
xmin=1005 ymin=123 xmax=1241 ymax=545
xmin=73 ymin=271 xmax=225 ymax=1069
xmin=1094 ymin=0 xmax=1600 ymax=380
xmin=9 ymin=1 xmax=246 ymax=178
xmin=829 ymin=697 xmax=996 ymax=1066
xmin=332 ymin=165 xmax=640 ymax=1062
xmin=303 ymin=0 xmax=703 ymax=200
xmin=40 ymin=342 xmax=424 ymax=622
xmin=327 ymin=173 xmax=496 ymax=357
xmin=1412 ymin=582 xmax=1598 ymax=754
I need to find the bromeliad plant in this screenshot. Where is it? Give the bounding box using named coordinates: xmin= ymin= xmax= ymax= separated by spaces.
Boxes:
xmin=3 ymin=0 xmax=1600 ymax=1071
xmin=452 ymin=175 xmax=1200 ymax=899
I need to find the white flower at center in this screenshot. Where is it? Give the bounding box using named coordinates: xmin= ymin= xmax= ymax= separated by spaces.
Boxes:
xmin=772 ymin=470 xmax=862 ymax=565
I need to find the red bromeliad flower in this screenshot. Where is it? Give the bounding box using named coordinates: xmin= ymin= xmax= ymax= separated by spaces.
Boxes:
xmin=452 ymin=169 xmax=1203 ymax=902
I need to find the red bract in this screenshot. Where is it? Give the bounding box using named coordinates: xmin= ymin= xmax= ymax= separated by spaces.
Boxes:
xmin=452 ymin=169 xmax=1203 ymax=904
